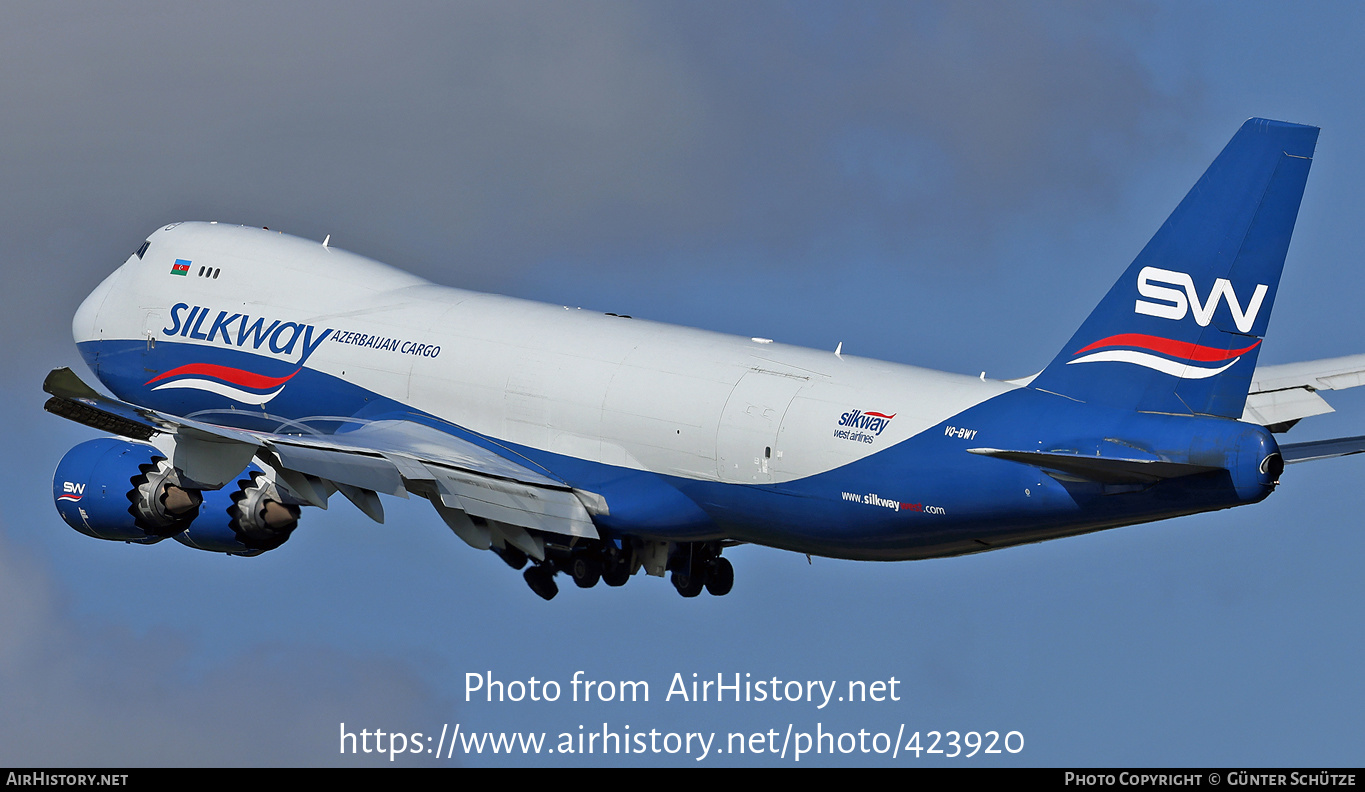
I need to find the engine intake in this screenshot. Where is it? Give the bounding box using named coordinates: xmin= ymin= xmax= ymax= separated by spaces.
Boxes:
xmin=53 ymin=437 xmax=201 ymax=542
xmin=174 ymin=468 xmax=301 ymax=555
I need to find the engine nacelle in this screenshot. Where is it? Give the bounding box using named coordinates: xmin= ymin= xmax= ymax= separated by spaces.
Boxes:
xmin=53 ymin=437 xmax=202 ymax=542
xmin=174 ymin=467 xmax=301 ymax=556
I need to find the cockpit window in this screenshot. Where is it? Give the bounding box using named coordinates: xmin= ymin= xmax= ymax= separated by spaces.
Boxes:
xmin=135 ymin=240 xmax=150 ymax=260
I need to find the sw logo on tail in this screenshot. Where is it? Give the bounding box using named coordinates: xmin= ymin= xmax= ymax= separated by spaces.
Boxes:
xmin=1134 ymin=266 xmax=1269 ymax=332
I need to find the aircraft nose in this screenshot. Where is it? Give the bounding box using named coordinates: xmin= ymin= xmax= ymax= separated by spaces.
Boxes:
xmin=72 ymin=268 xmax=121 ymax=345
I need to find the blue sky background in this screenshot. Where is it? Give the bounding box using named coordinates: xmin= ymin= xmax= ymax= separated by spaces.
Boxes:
xmin=2 ymin=2 xmax=1364 ymax=766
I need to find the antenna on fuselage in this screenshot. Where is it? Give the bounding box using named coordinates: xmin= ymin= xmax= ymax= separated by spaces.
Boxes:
xmin=322 ymin=234 xmax=331 ymax=248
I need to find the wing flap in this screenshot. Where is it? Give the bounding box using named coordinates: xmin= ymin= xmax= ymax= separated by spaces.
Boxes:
xmin=336 ymin=419 xmax=564 ymax=487
xmin=335 ymin=483 xmax=385 ymax=524
xmin=426 ymin=466 xmax=597 ymax=539
xmin=271 ymin=441 xmax=408 ymax=497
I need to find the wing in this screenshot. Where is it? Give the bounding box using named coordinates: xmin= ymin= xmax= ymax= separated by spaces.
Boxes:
xmin=43 ymin=367 xmax=602 ymax=560
xmin=1241 ymin=353 xmax=1365 ymax=432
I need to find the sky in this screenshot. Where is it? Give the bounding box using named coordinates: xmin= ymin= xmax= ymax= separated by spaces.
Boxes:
xmin=2 ymin=1 xmax=1364 ymax=767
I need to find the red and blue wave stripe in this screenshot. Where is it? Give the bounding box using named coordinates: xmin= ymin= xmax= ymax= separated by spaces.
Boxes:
xmin=144 ymin=363 xmax=302 ymax=405
xmin=1067 ymin=333 xmax=1260 ymax=379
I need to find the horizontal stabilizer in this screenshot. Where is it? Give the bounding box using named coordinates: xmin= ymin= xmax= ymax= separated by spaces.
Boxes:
xmin=1241 ymin=388 xmax=1333 ymax=432
xmin=1242 ymin=353 xmax=1365 ymax=432
xmin=1280 ymin=435 xmax=1365 ymax=464
xmin=967 ymin=447 xmax=1222 ymax=484
xmin=1250 ymin=353 xmax=1365 ymax=392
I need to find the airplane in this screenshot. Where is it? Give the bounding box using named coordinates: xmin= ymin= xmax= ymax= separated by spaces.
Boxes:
xmin=45 ymin=117 xmax=1365 ymax=601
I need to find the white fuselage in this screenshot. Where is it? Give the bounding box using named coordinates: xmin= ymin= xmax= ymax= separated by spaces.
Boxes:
xmin=77 ymin=222 xmax=1013 ymax=489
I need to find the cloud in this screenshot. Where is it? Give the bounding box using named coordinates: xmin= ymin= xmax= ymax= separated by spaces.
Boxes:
xmin=0 ymin=524 xmax=452 ymax=766
xmin=0 ymin=2 xmax=1194 ymax=287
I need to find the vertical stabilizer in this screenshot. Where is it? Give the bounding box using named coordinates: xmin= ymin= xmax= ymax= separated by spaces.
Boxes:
xmin=1030 ymin=118 xmax=1318 ymax=417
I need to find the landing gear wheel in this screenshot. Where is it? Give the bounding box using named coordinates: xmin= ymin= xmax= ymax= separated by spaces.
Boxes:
xmin=671 ymin=570 xmax=703 ymax=598
xmin=523 ymin=565 xmax=558 ymax=600
xmin=602 ymin=560 xmax=632 ymax=587
xmin=705 ymin=557 xmax=734 ymax=596
xmin=602 ymin=547 xmax=633 ymax=587
xmin=571 ymin=556 xmax=601 ymax=588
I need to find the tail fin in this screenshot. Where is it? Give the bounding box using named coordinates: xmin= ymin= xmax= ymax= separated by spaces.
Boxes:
xmin=1030 ymin=118 xmax=1319 ymax=418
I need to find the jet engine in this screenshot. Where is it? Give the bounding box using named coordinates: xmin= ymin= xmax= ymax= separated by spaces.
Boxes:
xmin=52 ymin=437 xmax=202 ymax=542
xmin=173 ymin=468 xmax=301 ymax=556
xmin=54 ymin=438 xmax=302 ymax=556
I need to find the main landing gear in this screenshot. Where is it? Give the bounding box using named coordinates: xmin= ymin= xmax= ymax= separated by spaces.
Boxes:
xmin=515 ymin=540 xmax=640 ymax=601
xmin=491 ymin=543 xmax=561 ymax=601
xmin=523 ymin=564 xmax=558 ymax=601
xmin=568 ymin=541 xmax=635 ymax=590
xmin=508 ymin=539 xmax=736 ymax=601
xmin=669 ymin=543 xmax=733 ymax=599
